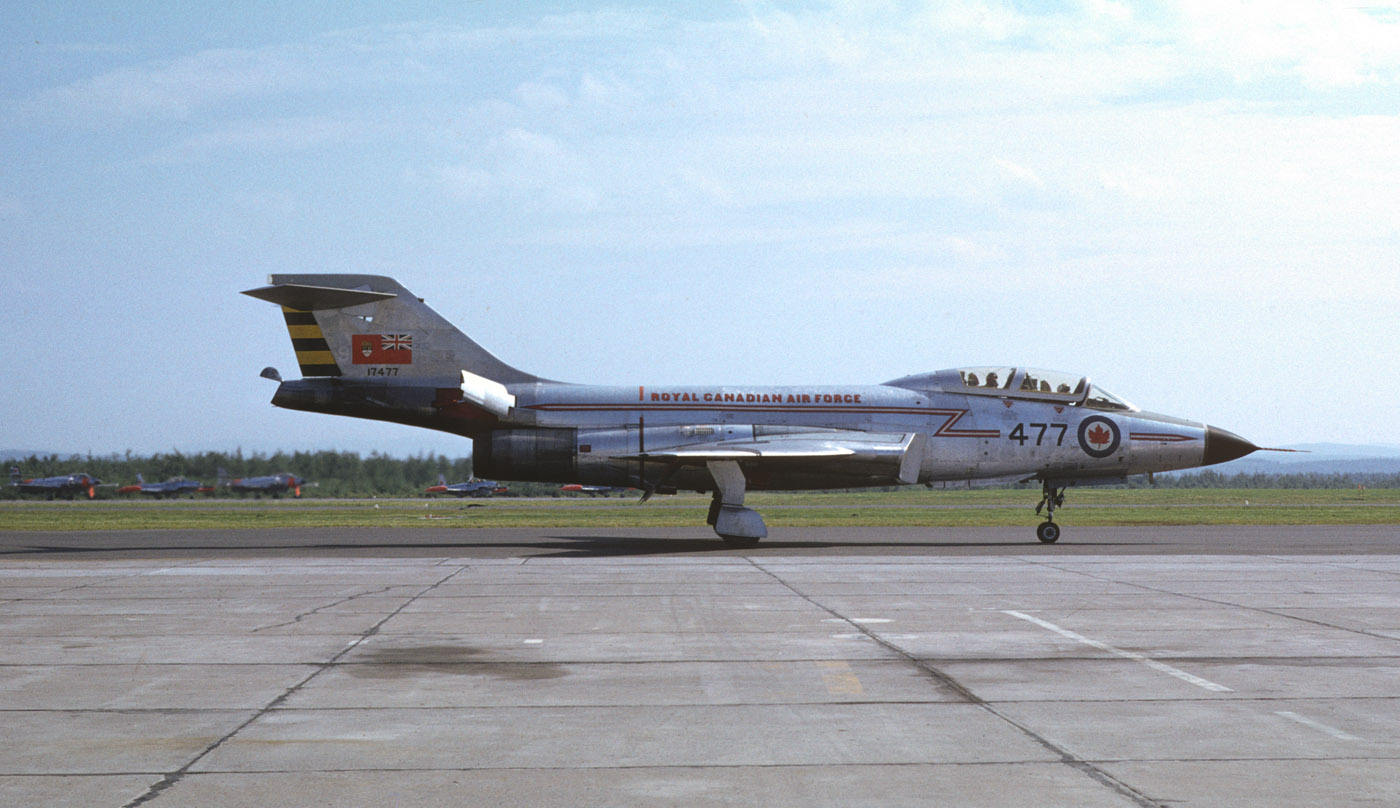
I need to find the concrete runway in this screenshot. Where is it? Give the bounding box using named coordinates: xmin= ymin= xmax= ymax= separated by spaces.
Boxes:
xmin=2 ymin=525 xmax=1398 ymax=807
xmin=4 ymin=523 xmax=1400 ymax=560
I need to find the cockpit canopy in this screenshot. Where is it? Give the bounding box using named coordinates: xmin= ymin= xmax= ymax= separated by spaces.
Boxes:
xmin=885 ymin=367 xmax=1137 ymax=412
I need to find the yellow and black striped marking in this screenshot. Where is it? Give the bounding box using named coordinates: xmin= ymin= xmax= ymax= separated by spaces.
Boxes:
xmin=282 ymin=307 xmax=341 ymax=376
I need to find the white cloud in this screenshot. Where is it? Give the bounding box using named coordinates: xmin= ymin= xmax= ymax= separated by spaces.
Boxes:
xmin=914 ymin=0 xmax=1029 ymax=42
xmin=14 ymin=45 xmax=340 ymax=125
xmin=749 ymin=8 xmax=868 ymax=67
xmin=1174 ymin=0 xmax=1400 ymax=87
xmin=1097 ymin=165 xmax=1182 ymax=202
xmin=577 ymin=73 xmax=642 ymax=108
xmin=994 ymin=158 xmax=1046 ymax=190
xmin=143 ymin=116 xmax=351 ymax=163
xmin=433 ymin=164 xmax=492 ymax=201
xmin=515 ymin=81 xmax=569 ymax=110
xmin=1085 ymin=0 xmax=1134 ymax=25
xmin=433 ymin=128 xmax=604 ymax=213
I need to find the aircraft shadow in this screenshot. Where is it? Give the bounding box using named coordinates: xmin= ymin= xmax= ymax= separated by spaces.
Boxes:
xmin=534 ymin=535 xmax=1126 ymax=558
xmin=3 ymin=534 xmax=1128 ymax=559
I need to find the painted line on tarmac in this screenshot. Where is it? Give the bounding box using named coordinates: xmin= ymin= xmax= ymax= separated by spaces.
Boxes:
xmin=1001 ymin=610 xmax=1232 ymax=693
xmin=1275 ymin=711 xmax=1360 ymax=741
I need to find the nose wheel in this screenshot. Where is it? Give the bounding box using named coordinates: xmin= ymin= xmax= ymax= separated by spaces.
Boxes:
xmin=1034 ymin=482 xmax=1066 ymax=544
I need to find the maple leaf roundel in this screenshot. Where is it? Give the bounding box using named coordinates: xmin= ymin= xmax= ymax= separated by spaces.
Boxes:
xmin=1077 ymin=415 xmax=1121 ymax=459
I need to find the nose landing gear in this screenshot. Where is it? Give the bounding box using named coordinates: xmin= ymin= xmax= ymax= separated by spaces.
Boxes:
xmin=1035 ymin=521 xmax=1060 ymax=544
xmin=1034 ymin=482 xmax=1066 ymax=544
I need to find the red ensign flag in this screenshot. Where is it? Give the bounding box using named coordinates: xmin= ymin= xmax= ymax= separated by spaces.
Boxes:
xmin=351 ymin=334 xmax=413 ymax=364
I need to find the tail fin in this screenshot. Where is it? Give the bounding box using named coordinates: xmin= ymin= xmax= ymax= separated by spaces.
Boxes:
xmin=242 ymin=274 xmax=543 ymax=384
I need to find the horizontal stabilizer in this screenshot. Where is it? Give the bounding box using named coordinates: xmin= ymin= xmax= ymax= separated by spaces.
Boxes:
xmin=242 ymin=283 xmax=397 ymax=311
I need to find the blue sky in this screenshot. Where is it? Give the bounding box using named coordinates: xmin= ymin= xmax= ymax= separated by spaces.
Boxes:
xmin=4 ymin=1 xmax=1398 ymax=458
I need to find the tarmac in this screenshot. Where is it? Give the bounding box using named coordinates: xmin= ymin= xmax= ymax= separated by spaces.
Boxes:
xmin=1 ymin=525 xmax=1398 ymax=807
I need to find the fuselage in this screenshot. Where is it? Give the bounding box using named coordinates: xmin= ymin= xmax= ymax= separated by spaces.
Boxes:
xmin=272 ymin=373 xmax=1239 ymax=493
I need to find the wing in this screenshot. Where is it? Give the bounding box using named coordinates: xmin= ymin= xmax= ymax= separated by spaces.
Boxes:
xmin=614 ymin=430 xmax=926 ymax=486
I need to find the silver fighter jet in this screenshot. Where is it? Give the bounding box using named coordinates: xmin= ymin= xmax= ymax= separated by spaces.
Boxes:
xmin=244 ymin=274 xmax=1264 ymax=545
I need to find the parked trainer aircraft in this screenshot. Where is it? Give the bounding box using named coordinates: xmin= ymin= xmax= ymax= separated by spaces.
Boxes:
xmin=221 ymin=470 xmax=304 ymax=498
xmin=117 ymin=474 xmax=205 ymax=498
xmin=9 ymin=468 xmax=101 ymax=500
xmin=426 ymin=474 xmax=506 ymax=498
xmin=560 ymin=484 xmax=628 ymax=496
xmin=244 ymin=275 xmax=1268 ymax=545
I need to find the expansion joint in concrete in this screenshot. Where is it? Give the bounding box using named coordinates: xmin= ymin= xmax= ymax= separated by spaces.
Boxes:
xmin=744 ymin=557 xmax=1170 ymax=808
xmin=119 ymin=565 xmax=470 ymax=808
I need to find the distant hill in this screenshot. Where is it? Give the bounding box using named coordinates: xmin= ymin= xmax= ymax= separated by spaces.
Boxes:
xmin=1169 ymin=443 xmax=1400 ymax=477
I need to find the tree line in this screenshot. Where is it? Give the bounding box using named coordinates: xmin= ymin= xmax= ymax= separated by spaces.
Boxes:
xmin=3 ymin=450 xmax=503 ymax=498
xmin=1144 ymin=470 xmax=1399 ymax=489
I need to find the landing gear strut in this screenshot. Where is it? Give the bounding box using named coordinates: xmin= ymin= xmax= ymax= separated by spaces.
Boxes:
xmin=706 ymin=460 xmax=767 ymax=546
xmin=1034 ymin=482 xmax=1066 ymax=544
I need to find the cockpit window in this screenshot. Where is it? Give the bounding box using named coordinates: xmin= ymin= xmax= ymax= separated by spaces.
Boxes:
xmin=1084 ymin=386 xmax=1135 ymax=412
xmin=959 ymin=367 xmax=1015 ymax=390
xmin=1020 ymin=370 xmax=1085 ymax=397
xmin=941 ymin=366 xmax=1134 ymax=409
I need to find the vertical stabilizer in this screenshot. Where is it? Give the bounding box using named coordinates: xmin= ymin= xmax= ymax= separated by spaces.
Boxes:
xmin=242 ymin=274 xmax=543 ymax=384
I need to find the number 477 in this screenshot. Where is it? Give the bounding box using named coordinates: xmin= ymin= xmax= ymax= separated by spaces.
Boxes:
xmin=1008 ymin=423 xmax=1067 ymax=446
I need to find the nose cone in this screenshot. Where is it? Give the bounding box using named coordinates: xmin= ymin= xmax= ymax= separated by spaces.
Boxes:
xmin=1203 ymin=426 xmax=1259 ymax=466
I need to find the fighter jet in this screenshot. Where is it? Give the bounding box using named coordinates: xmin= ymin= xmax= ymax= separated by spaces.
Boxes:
xmin=117 ymin=474 xmax=204 ymax=498
xmin=9 ymin=467 xmax=101 ymax=500
xmin=426 ymin=474 xmax=505 ymax=498
xmin=244 ymin=274 xmax=1267 ymax=545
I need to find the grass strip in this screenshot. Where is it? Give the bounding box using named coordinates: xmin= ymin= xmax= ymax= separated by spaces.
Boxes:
xmin=2 ymin=489 xmax=1397 ymax=531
